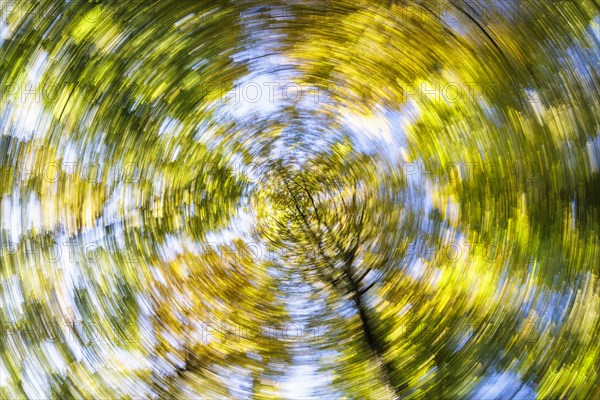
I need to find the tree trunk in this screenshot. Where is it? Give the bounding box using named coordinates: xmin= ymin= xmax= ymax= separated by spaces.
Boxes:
xmin=344 ymin=259 xmax=408 ymax=399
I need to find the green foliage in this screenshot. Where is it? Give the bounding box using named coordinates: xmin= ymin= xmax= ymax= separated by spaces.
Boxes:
xmin=0 ymin=0 xmax=598 ymax=399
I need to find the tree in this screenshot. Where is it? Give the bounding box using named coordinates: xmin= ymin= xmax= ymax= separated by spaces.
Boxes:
xmin=1 ymin=0 xmax=599 ymax=399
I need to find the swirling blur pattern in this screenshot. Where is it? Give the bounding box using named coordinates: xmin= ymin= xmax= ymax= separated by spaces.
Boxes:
xmin=0 ymin=0 xmax=598 ymax=398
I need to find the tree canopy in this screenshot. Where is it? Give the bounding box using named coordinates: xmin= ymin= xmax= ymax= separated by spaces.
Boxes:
xmin=0 ymin=0 xmax=598 ymax=399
